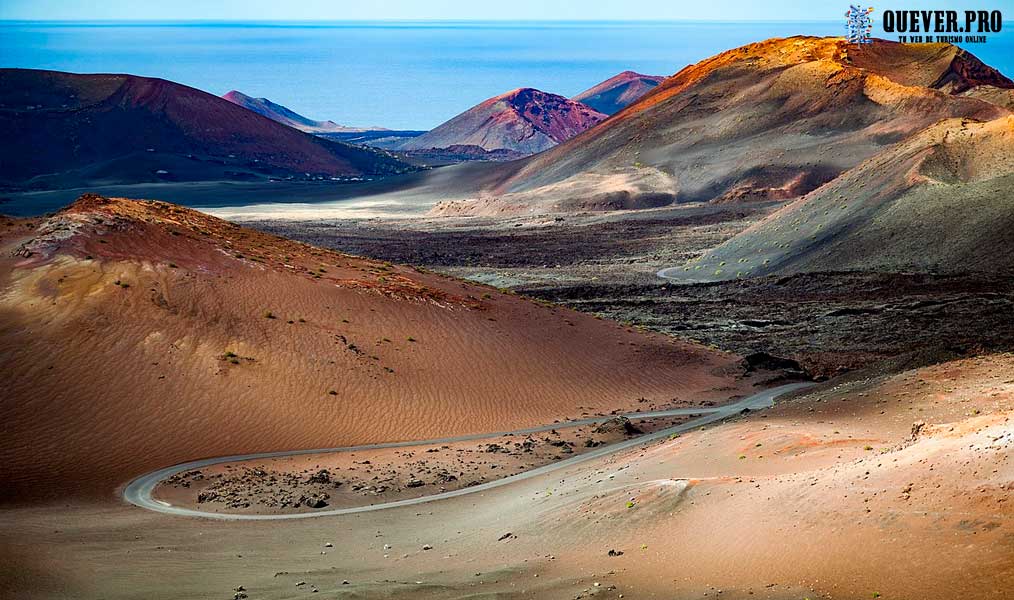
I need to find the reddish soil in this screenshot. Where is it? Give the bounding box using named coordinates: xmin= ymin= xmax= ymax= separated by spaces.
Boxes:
xmin=0 ymin=195 xmax=753 ymax=502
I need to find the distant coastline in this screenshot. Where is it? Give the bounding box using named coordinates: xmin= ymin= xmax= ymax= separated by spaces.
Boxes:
xmin=2 ymin=20 xmax=1011 ymax=130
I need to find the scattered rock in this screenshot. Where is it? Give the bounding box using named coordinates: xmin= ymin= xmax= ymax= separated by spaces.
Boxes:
xmin=594 ymin=416 xmax=643 ymax=436
xmin=196 ymin=490 xmax=219 ymax=504
xmin=743 ymin=352 xmax=802 ymax=372
xmin=303 ymin=496 xmax=328 ymax=509
xmin=307 ymin=469 xmax=333 ymax=484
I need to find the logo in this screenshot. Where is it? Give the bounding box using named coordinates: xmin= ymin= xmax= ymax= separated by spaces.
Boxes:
xmin=845 ymin=5 xmax=875 ymax=45
xmin=881 ymin=10 xmax=1002 ymax=44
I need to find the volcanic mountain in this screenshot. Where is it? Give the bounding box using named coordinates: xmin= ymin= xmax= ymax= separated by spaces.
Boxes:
xmin=572 ymin=70 xmax=665 ymax=115
xmin=221 ymin=90 xmax=383 ymax=133
xmin=665 ymin=114 xmax=1014 ymax=280
xmin=0 ymin=194 xmax=745 ymax=500
xmin=397 ymin=88 xmax=608 ymax=155
xmin=438 ymin=38 xmax=1012 ymax=215
xmin=0 ymin=69 xmax=413 ymax=190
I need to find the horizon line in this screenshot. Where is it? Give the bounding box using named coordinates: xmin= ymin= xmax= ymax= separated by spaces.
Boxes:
xmin=0 ymin=18 xmax=843 ymax=24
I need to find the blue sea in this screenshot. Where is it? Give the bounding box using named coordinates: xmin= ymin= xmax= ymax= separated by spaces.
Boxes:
xmin=1 ymin=20 xmax=1012 ymax=130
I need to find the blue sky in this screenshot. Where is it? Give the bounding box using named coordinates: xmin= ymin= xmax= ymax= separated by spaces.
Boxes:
xmin=2 ymin=0 xmax=1009 ymax=21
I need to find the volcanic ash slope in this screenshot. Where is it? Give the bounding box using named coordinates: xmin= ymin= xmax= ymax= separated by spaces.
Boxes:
xmin=0 ymin=195 xmax=744 ymax=501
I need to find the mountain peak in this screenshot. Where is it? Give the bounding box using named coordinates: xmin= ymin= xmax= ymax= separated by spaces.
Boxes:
xmin=449 ymin=35 xmax=1011 ymax=216
xmin=220 ymin=89 xmax=379 ymax=133
xmin=845 ymin=39 xmax=1014 ymax=93
xmin=572 ymin=71 xmax=665 ymax=115
xmin=0 ymin=69 xmax=412 ymax=188
xmin=399 ymin=87 xmax=607 ymax=155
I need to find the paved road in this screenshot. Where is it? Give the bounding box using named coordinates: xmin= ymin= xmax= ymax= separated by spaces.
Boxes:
xmin=123 ymin=382 xmax=813 ymax=520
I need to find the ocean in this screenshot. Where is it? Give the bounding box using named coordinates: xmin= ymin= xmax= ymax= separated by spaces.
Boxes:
xmin=1 ymin=20 xmax=1012 ymax=130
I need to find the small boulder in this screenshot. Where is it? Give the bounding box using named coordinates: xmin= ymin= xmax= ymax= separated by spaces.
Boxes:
xmin=307 ymin=469 xmax=332 ymax=484
xmin=305 ymin=497 xmax=328 ymax=509
xmin=594 ymin=417 xmax=642 ymax=436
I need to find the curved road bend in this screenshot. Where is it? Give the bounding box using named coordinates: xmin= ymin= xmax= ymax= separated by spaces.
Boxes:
xmin=124 ymin=382 xmax=813 ymax=520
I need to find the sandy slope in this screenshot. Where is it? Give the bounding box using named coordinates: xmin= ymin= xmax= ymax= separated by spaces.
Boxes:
xmin=669 ymin=115 xmax=1014 ymax=280
xmin=517 ymin=353 xmax=1014 ymax=599
xmin=0 ymin=195 xmax=748 ymax=502
xmin=1 ymin=352 xmax=1009 ymax=599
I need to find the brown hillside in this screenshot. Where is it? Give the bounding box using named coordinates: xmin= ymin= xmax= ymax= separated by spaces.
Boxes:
xmin=0 ymin=69 xmax=413 ymax=190
xmin=0 ymin=196 xmax=747 ymax=501
xmin=668 ymin=115 xmax=1014 ymax=280
xmin=438 ymin=37 xmax=1010 ymax=215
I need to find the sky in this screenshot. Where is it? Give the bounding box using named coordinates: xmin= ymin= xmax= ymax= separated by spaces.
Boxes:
xmin=2 ymin=0 xmax=1009 ymax=22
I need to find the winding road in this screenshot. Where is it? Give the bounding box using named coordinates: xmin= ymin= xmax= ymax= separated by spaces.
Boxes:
xmin=123 ymin=382 xmax=813 ymax=520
